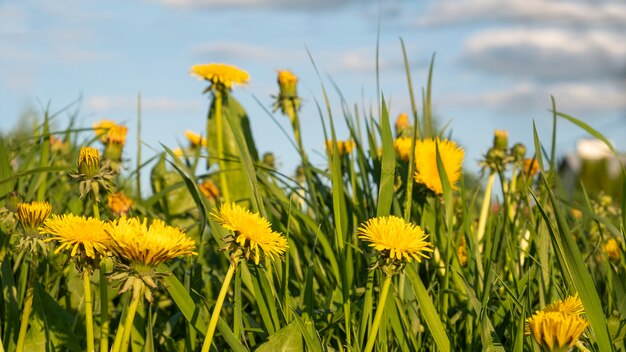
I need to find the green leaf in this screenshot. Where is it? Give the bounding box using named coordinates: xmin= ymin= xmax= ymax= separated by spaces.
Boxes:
xmin=255 ymin=321 xmax=303 ymax=352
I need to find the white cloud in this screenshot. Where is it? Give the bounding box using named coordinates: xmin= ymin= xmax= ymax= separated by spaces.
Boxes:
xmin=447 ymin=82 xmax=626 ymax=112
xmin=462 ymin=28 xmax=626 ymax=81
xmin=86 ymin=96 xmax=203 ymax=113
xmin=418 ymin=0 xmax=626 ymax=27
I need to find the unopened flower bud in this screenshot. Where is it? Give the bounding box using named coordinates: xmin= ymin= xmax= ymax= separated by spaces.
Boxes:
xmin=493 ymin=130 xmax=508 ymax=151
xmin=78 ymin=146 xmax=101 ymax=178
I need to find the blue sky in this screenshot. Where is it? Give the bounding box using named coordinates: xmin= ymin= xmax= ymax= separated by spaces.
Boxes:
xmin=1 ymin=0 xmax=625 ymax=185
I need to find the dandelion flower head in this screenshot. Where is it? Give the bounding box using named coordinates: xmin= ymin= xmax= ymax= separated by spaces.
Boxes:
xmin=522 ymin=158 xmax=540 ymax=177
xmin=103 ymin=125 xmax=128 ymax=146
xmin=605 ymin=238 xmax=621 ymax=262
xmin=212 ymin=202 xmax=288 ymax=264
xmin=543 ymin=294 xmax=585 ymax=316
xmin=326 ymin=139 xmax=355 ymax=157
xmin=105 ymin=217 xmax=196 ymax=266
xmin=190 ymin=63 xmax=249 ymax=90
xmin=93 ymin=120 xmax=116 ymax=141
xmin=358 ymin=215 xmax=433 ymax=263
xmin=184 ymin=130 xmax=207 ymax=148
xmin=108 ymin=192 xmax=133 ymax=217
xmin=413 ymin=138 xmax=464 ymax=194
xmin=393 ymin=137 xmax=412 ymax=161
xmin=199 ymin=179 xmax=220 ymax=200
xmin=41 ymin=214 xmax=110 ymax=260
xmin=526 ymin=311 xmax=588 ymax=351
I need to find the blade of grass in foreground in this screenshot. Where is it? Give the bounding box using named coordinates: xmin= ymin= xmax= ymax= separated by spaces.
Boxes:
xmin=376 ymin=96 xmax=394 ymax=217
xmin=531 ymin=179 xmax=613 ymax=352
xmin=162 ymin=274 xmax=247 ymax=352
xmin=405 ymin=265 xmax=450 ymax=352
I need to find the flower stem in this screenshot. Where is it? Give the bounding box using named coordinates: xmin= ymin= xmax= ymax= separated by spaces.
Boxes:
xmin=99 ymin=260 xmax=109 ymax=352
xmin=476 ymin=172 xmax=495 ymax=244
xmin=363 ymin=275 xmax=392 ymax=352
xmin=200 ymin=261 xmax=237 ymax=352
xmin=15 ymin=263 xmax=35 ymax=352
xmin=117 ymin=283 xmax=143 ymax=352
xmin=214 ymin=89 xmax=231 ymax=203
xmin=83 ymin=271 xmax=95 ymax=352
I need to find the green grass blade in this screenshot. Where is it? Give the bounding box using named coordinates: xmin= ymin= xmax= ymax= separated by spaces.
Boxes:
xmin=405 ymin=265 xmax=450 ymax=352
xmin=376 ymin=96 xmax=395 ymax=217
xmin=531 ymin=180 xmax=613 ymax=351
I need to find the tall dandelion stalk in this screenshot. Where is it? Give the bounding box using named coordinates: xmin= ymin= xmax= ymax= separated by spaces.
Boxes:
xmin=105 ymin=217 xmax=196 ymax=352
xmin=41 ymin=214 xmax=111 ymax=352
xmin=14 ymin=201 xmax=52 ymax=352
xmin=201 ymin=203 xmax=288 ymax=352
xmin=357 ymin=216 xmax=433 ymax=352
xmin=190 ymin=63 xmax=250 ymax=203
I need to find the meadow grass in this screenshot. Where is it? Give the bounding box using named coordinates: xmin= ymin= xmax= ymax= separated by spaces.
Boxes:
xmin=0 ymin=52 xmax=625 ymax=352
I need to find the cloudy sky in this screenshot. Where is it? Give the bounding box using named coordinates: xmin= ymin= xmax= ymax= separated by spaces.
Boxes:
xmin=1 ymin=0 xmax=625 ymax=181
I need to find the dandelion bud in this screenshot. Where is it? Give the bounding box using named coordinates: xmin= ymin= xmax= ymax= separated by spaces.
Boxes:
xmin=511 ymin=143 xmax=526 ymax=162
xmin=274 ymin=70 xmax=301 ymax=117
xmin=78 ymin=146 xmax=101 ymax=178
xmin=395 ymin=113 xmax=410 ymax=137
xmin=493 ymin=130 xmax=508 ymax=151
xmin=6 ymin=192 xmax=21 ymax=212
xmin=17 ymin=201 xmax=52 ymax=236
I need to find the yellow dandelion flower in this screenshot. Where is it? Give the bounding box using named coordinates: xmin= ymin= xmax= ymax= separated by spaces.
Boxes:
xmin=413 ymin=138 xmax=464 ymax=194
xmin=343 ymin=140 xmax=355 ymax=154
xmin=103 ymin=125 xmax=128 ymax=146
xmin=199 ymin=180 xmax=220 ymax=200
xmin=78 ymin=146 xmax=101 ymax=177
xmin=325 ymin=139 xmax=355 ymax=157
xmin=184 ymin=130 xmax=207 ymax=147
xmin=190 ymin=63 xmax=250 ymax=90
xmin=49 ymin=136 xmax=68 ymax=153
xmin=17 ymin=201 xmax=52 ymax=232
xmin=522 ymin=158 xmax=540 ymax=177
xmin=357 ymin=216 xmax=433 ymax=263
xmin=108 ymin=192 xmax=133 ymax=217
xmin=393 ymin=137 xmax=412 ymax=161
xmin=526 ymin=311 xmax=588 ymax=351
xmin=544 ymin=294 xmax=585 ymax=316
xmin=105 ymin=217 xmax=196 ymax=266
xmin=172 ymin=148 xmax=184 ymax=157
xmin=93 ymin=120 xmax=116 ymax=141
xmin=41 ymin=214 xmax=110 ymax=260
xmin=212 ymin=203 xmax=288 ymax=264
xmin=605 ymin=238 xmax=621 ymax=262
